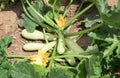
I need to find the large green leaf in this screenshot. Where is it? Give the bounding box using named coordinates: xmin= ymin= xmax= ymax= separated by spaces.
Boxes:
xmin=19 ymin=0 xmax=51 ymax=32
xmin=88 ymin=25 xmax=118 ymax=42
xmin=27 ymin=1 xmax=45 ymax=21
xmin=94 ymin=0 xmax=120 ymax=29
xmin=0 ymin=61 xmax=12 ymax=78
xmin=46 ymin=67 xmax=74 ymax=78
xmin=85 ymin=56 xmax=102 ymax=78
xmin=0 ymin=36 xmax=12 ymax=63
xmin=33 ymin=64 xmax=46 ymax=78
xmin=85 ymin=45 xmax=102 ymax=78
xmin=81 ymin=10 xmax=101 ymax=28
xmin=0 ymin=69 xmax=8 ymax=78
xmin=103 ymin=36 xmax=119 ymax=58
xmin=12 ymin=62 xmax=40 ymax=78
xmin=0 ymin=36 xmax=12 ymax=78
xmin=19 ymin=15 xmax=38 ymax=32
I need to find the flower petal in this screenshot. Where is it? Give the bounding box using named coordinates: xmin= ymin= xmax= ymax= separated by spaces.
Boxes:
xmin=54 ymin=14 xmax=66 ymax=29
xmin=29 ymin=49 xmax=49 ymax=66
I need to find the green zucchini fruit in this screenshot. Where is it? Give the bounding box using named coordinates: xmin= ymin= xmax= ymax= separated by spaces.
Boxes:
xmin=65 ymin=51 xmax=76 ymax=65
xmin=57 ymin=37 xmax=65 ymax=54
xmin=23 ymin=43 xmax=44 ymax=51
xmin=65 ymin=38 xmax=84 ymax=54
xmin=41 ymin=41 xmax=56 ymax=51
xmin=21 ymin=29 xmax=56 ymax=40
xmin=23 ymin=41 xmax=56 ymax=51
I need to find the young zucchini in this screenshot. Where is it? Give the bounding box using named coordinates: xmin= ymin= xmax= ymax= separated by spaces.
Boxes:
xmin=23 ymin=41 xmax=56 ymax=51
xmin=41 ymin=41 xmax=56 ymax=51
xmin=65 ymin=38 xmax=84 ymax=54
xmin=57 ymin=33 xmax=65 ymax=54
xmin=21 ymin=29 xmax=56 ymax=40
xmin=65 ymin=51 xmax=76 ymax=66
xmin=23 ymin=43 xmax=44 ymax=51
xmin=66 ymin=57 xmax=76 ymax=65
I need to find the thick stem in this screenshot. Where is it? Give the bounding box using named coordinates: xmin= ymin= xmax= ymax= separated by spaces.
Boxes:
xmin=64 ymin=24 xmax=103 ymax=37
xmin=64 ymin=3 xmax=94 ymax=29
xmin=47 ymin=45 xmax=57 ymax=72
xmin=63 ymin=0 xmax=73 ymax=18
xmin=49 ymin=54 xmax=92 ymax=60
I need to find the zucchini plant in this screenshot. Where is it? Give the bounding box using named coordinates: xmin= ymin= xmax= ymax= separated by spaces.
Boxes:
xmin=1 ymin=0 xmax=120 ymax=78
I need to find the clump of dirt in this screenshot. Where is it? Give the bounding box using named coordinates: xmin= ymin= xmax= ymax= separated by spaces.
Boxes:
xmin=0 ymin=11 xmax=18 ymax=37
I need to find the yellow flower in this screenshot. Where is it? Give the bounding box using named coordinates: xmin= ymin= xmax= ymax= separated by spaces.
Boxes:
xmin=54 ymin=14 xmax=66 ymax=29
xmin=29 ymin=49 xmax=49 ymax=66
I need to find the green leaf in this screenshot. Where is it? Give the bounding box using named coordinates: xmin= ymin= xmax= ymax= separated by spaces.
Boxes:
xmin=1 ymin=61 xmax=12 ymax=70
xmin=85 ymin=45 xmax=102 ymax=78
xmin=12 ymin=62 xmax=40 ymax=78
xmin=19 ymin=15 xmax=38 ymax=32
xmin=20 ymin=0 xmax=51 ymax=32
xmin=94 ymin=0 xmax=120 ymax=29
xmin=0 ymin=69 xmax=8 ymax=78
xmin=0 ymin=36 xmax=12 ymax=63
xmin=81 ymin=10 xmax=101 ymax=28
xmin=116 ymin=43 xmax=120 ymax=55
xmin=27 ymin=7 xmax=43 ymax=23
xmin=76 ymin=59 xmax=86 ymax=78
xmin=103 ymin=37 xmax=119 ymax=58
xmin=0 ymin=36 xmax=13 ymax=78
xmin=101 ymin=75 xmax=115 ymax=78
xmin=0 ymin=35 xmax=12 ymax=48
xmin=27 ymin=1 xmax=44 ymax=21
xmin=46 ymin=67 xmax=74 ymax=78
xmin=0 ymin=61 xmax=12 ymax=78
xmin=33 ymin=64 xmax=46 ymax=78
xmin=82 ymin=18 xmax=101 ymax=28
xmin=88 ymin=26 xmax=118 ymax=41
xmin=88 ymin=32 xmax=104 ymax=40
xmin=85 ymin=55 xmax=102 ymax=78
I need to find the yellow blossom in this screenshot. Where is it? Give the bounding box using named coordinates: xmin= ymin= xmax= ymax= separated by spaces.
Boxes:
xmin=54 ymin=14 xmax=66 ymax=29
xmin=29 ymin=49 xmax=49 ymax=66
